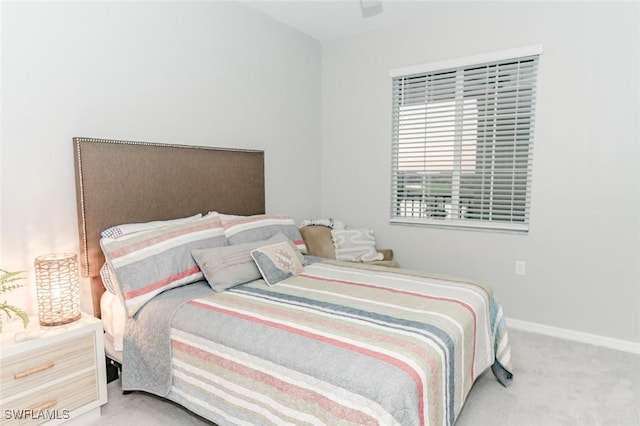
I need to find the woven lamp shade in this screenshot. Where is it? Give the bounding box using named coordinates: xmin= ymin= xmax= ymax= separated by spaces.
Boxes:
xmin=35 ymin=253 xmax=81 ymax=326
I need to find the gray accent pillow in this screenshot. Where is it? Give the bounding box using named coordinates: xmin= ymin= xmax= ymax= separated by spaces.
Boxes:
xmin=192 ymin=232 xmax=295 ymax=292
xmin=251 ymin=241 xmax=305 ymax=286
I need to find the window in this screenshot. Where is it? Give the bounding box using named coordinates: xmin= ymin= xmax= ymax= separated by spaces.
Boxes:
xmin=390 ymin=46 xmax=541 ymax=232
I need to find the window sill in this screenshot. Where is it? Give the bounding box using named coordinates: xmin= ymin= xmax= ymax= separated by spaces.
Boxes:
xmin=389 ymin=218 xmax=529 ymax=234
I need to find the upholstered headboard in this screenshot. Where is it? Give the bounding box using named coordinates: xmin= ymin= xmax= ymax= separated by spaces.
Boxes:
xmin=73 ymin=137 xmax=265 ymax=317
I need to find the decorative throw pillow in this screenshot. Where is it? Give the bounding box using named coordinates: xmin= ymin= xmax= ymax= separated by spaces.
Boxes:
xmin=331 ymin=228 xmax=384 ymax=262
xmin=100 ymin=214 xmax=227 ymax=317
xmin=191 ymin=233 xmax=296 ymax=292
xmin=224 ymin=214 xmax=307 ymax=253
xmin=300 ymin=218 xmax=348 ymax=230
xmin=251 ymin=241 xmax=305 ymax=286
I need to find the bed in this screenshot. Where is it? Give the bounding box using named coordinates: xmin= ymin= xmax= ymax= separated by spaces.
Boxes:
xmin=73 ymin=137 xmax=513 ymax=426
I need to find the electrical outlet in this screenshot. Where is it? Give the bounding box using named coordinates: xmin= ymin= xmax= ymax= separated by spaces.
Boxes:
xmin=515 ymin=260 xmax=526 ymax=276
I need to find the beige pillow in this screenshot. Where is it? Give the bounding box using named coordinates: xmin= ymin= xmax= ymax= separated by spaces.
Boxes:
xmin=192 ymin=233 xmax=293 ymax=292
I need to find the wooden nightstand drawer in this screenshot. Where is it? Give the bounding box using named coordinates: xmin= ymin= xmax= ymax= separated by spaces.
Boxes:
xmin=0 ymin=334 xmax=95 ymax=400
xmin=0 ymin=315 xmax=107 ymax=424
xmin=1 ymin=370 xmax=98 ymax=426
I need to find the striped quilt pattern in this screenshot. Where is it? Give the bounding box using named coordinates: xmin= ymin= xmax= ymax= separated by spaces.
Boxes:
xmin=101 ymin=215 xmax=227 ymax=316
xmin=166 ymin=261 xmax=512 ymax=426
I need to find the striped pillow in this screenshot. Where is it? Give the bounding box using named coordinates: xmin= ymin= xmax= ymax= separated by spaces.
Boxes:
xmin=101 ymin=214 xmax=227 ymax=317
xmin=223 ymin=214 xmax=307 ymax=253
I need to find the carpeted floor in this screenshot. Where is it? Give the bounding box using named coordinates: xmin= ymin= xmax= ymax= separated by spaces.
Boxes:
xmin=88 ymin=329 xmax=640 ymax=426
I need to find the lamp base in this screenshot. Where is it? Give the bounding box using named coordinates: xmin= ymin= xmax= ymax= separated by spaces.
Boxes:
xmin=39 ymin=313 xmax=82 ymax=327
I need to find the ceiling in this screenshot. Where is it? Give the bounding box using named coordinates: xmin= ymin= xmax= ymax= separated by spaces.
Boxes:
xmin=242 ymin=1 xmax=437 ymax=43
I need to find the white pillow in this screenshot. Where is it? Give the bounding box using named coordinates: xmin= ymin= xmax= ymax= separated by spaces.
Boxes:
xmin=206 ymin=211 xmax=247 ymax=223
xmin=100 ymin=262 xmax=120 ymax=295
xmin=101 ymin=213 xmax=203 ymax=238
xmin=331 ymin=228 xmax=384 ymax=262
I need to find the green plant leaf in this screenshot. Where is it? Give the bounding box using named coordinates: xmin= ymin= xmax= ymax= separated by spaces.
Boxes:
xmin=0 ymin=269 xmax=26 ymax=293
xmin=0 ymin=268 xmax=29 ymax=333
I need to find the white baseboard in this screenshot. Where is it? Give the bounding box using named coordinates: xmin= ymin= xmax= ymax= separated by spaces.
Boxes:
xmin=506 ymin=317 xmax=640 ymax=355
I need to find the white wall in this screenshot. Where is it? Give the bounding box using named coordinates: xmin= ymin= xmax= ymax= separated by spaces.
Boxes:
xmin=0 ymin=1 xmax=321 ymax=313
xmin=321 ymin=2 xmax=640 ymax=343
xmin=2 ymin=1 xmax=638 ymax=345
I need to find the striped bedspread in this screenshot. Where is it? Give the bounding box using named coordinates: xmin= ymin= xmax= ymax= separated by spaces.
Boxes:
xmin=165 ymin=261 xmax=512 ymax=426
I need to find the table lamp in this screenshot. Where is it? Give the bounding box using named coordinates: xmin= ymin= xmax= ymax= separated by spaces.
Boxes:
xmin=34 ymin=253 xmax=81 ymax=326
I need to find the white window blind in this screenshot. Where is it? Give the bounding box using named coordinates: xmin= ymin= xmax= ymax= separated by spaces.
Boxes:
xmin=390 ymin=48 xmax=540 ymax=232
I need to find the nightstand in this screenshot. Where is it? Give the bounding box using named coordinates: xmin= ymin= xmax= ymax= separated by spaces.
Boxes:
xmin=0 ymin=314 xmax=108 ymax=425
